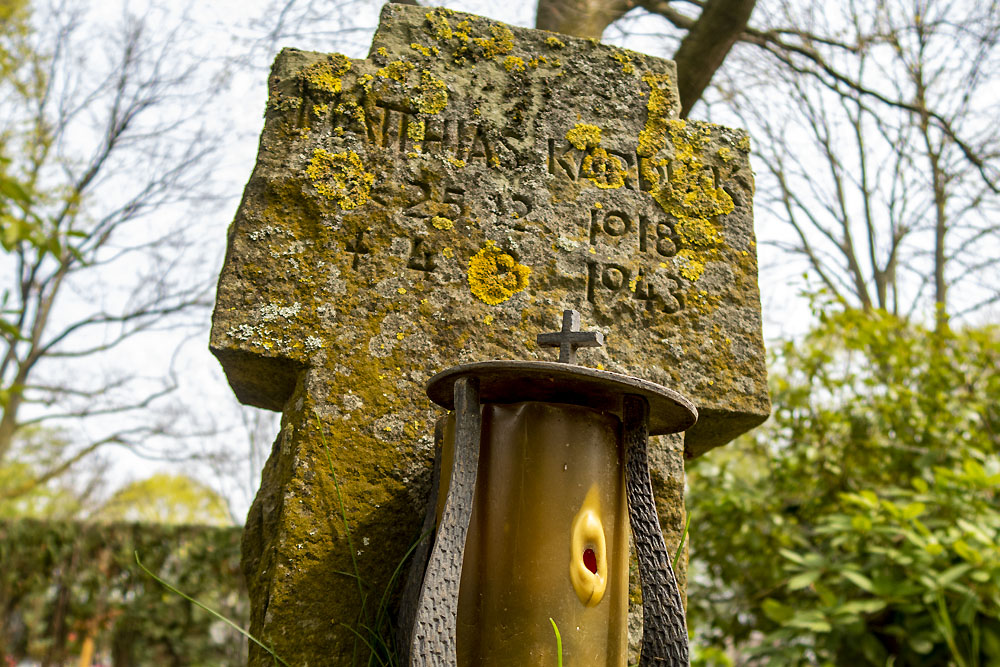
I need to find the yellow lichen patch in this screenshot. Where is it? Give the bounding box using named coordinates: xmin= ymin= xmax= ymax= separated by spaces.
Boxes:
xmin=376 ymin=47 xmax=389 ymax=57
xmin=546 ymin=36 xmax=565 ymax=49
xmin=527 ymin=56 xmax=547 ymax=68
xmin=566 ymin=123 xmax=602 ymax=150
xmin=430 ymin=215 xmax=453 ymax=230
xmin=676 ymin=215 xmax=723 ymax=248
xmin=737 ymin=134 xmax=751 ymax=152
xmin=410 ymin=42 xmax=433 ymax=56
xmin=300 ymin=54 xmax=352 ymax=94
xmin=471 ymin=24 xmax=514 ymax=59
xmin=376 ymin=60 xmax=414 ymax=82
xmin=581 ymin=148 xmax=627 ymax=189
xmin=610 ymin=51 xmax=634 ymax=74
xmin=637 ymin=113 xmax=733 ymax=263
xmin=446 ymin=157 xmax=466 ymax=168
xmin=717 ymin=146 xmax=732 ymax=163
xmin=425 ymin=10 xmax=514 ymax=63
xmin=676 ymin=249 xmax=705 ymax=281
xmin=426 ymin=10 xmax=453 ymax=40
xmin=305 ymin=149 xmax=374 ymax=210
xmin=687 ymin=289 xmax=723 ymax=316
xmin=659 ymin=120 xmax=734 ymax=223
xmin=407 ymin=119 xmax=425 ymax=142
xmin=467 ymin=241 xmax=531 ymax=305
xmin=334 ymin=99 xmax=366 ymax=126
xmin=312 ymin=103 xmax=329 ymax=117
xmin=637 ymin=72 xmax=674 ymax=158
xmin=413 ymin=71 xmax=447 ymax=113
xmin=504 ymin=55 xmax=525 ymax=72
xmin=566 ymin=124 xmax=626 ymax=189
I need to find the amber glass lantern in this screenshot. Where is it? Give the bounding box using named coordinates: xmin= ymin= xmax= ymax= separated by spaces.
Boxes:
xmin=404 ymin=311 xmax=695 ymax=667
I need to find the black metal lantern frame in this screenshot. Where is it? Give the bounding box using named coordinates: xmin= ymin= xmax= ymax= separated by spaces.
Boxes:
xmin=401 ymin=310 xmax=696 ymax=666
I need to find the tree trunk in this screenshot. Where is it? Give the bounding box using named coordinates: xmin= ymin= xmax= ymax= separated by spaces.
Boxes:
xmin=670 ymin=0 xmax=757 ymax=117
xmin=536 ymin=0 xmax=757 ymax=118
xmin=535 ymin=0 xmax=634 ymax=39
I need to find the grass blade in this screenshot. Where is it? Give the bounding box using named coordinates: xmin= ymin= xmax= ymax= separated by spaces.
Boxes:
xmin=673 ymin=511 xmax=691 ymax=571
xmin=549 ymin=617 xmax=563 ymax=667
xmin=135 ymin=551 xmax=290 ymax=667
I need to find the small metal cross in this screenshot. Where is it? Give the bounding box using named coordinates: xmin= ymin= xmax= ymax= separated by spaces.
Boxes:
xmin=537 ymin=309 xmax=605 ymax=364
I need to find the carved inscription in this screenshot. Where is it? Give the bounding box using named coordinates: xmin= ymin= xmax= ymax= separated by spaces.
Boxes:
xmin=401 ymin=179 xmax=466 ymax=224
xmin=407 ymin=237 xmax=437 ymax=276
xmin=345 ymin=228 xmax=370 ymax=270
xmin=586 ymin=262 xmax=684 ymax=314
xmin=331 ymin=125 xmax=719 ymax=312
xmin=586 ymin=208 xmax=686 ymax=312
xmin=334 ymin=101 xmax=512 ymax=165
xmin=548 ymin=139 xmax=664 ymax=191
xmin=548 ymin=138 xmax=724 ymax=197
xmin=590 ymin=209 xmax=680 ymax=259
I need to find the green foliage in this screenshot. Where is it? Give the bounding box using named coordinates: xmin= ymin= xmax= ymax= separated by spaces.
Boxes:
xmin=97 ymin=473 xmax=232 ymax=526
xmin=0 ymin=0 xmax=224 ymax=501
xmin=0 ymin=426 xmax=89 ymax=518
xmin=0 ymin=518 xmax=246 ymax=664
xmin=136 ymin=551 xmax=288 ymax=666
xmin=689 ymin=307 xmax=999 ymax=666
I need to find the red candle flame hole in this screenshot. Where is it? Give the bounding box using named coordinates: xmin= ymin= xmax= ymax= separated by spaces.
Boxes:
xmin=583 ymin=547 xmax=598 ymax=574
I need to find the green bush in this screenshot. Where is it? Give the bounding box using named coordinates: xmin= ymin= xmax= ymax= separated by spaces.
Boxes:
xmin=0 ymin=519 xmax=247 ymax=665
xmin=689 ymin=308 xmax=999 ymax=666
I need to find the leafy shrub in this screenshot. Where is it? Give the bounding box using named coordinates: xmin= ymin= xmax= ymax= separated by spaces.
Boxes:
xmin=689 ymin=308 xmax=999 ymax=666
xmin=0 ymin=519 xmax=246 ymax=665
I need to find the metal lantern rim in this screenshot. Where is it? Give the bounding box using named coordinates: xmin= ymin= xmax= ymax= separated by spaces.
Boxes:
xmin=425 ymin=360 xmax=697 ymax=436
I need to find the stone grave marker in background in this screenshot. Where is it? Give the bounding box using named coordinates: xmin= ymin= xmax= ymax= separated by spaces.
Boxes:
xmin=210 ymin=4 xmax=768 ymax=663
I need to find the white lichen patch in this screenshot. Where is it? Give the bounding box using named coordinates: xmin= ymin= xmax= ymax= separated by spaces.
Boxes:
xmin=557 ymin=236 xmax=581 ymax=251
xmin=327 ymin=266 xmax=347 ymax=295
xmin=248 ymin=225 xmax=285 ymax=241
xmin=260 ymin=302 xmax=302 ymax=322
xmin=226 ymin=323 xmax=257 ymax=341
xmin=342 ymin=393 xmax=364 ymax=412
xmin=368 ymin=312 xmax=410 ymax=357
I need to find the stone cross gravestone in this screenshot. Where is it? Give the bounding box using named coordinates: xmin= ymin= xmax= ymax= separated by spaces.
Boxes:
xmin=210 ymin=4 xmax=769 ymax=664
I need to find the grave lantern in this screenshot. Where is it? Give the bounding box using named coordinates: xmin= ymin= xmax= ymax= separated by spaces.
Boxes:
xmin=404 ymin=310 xmax=696 ymax=666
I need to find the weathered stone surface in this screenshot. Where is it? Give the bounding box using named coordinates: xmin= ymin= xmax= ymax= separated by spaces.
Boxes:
xmin=210 ymin=4 xmax=768 ymax=664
